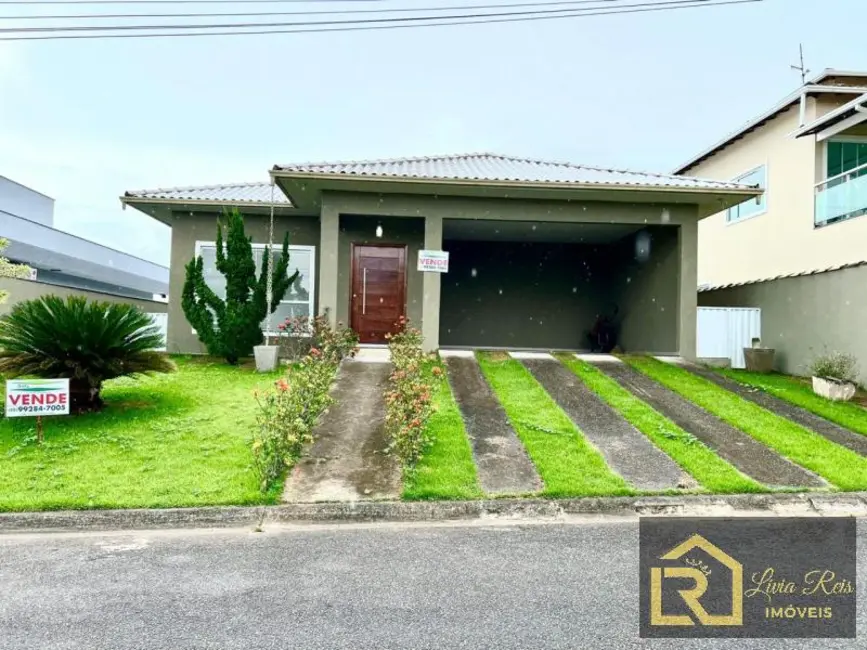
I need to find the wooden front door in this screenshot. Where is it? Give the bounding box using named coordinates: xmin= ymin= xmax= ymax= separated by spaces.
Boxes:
xmin=350 ymin=244 xmax=407 ymax=344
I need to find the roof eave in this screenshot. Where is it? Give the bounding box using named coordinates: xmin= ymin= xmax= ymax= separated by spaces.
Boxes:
xmin=270 ymin=169 xmax=755 ymax=196
xmin=673 ymin=85 xmax=867 ymax=175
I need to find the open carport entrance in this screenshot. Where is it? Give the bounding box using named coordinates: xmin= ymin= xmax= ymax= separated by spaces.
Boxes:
xmin=439 ymin=220 xmax=681 ymax=353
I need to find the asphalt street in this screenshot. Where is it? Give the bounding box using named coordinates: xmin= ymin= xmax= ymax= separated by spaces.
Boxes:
xmin=1 ymin=518 xmax=864 ymax=649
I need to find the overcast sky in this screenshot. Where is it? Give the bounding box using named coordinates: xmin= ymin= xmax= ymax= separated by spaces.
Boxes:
xmin=1 ymin=0 xmax=866 ymax=267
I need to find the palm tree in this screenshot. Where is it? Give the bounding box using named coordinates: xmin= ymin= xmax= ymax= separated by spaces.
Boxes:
xmin=0 ymin=296 xmax=176 ymax=412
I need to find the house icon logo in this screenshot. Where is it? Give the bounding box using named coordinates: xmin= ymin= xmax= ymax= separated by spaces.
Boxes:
xmin=649 ymin=533 xmax=743 ymax=627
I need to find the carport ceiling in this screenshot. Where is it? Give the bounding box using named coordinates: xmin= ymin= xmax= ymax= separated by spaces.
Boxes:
xmin=442 ymin=220 xmax=644 ymax=244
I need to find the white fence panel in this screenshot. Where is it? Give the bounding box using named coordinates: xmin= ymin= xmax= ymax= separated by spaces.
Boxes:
xmin=696 ymin=307 xmax=761 ymax=369
xmin=148 ymin=313 xmax=168 ymax=351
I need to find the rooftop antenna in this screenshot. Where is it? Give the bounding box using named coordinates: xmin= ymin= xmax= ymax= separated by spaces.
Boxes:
xmin=791 ymin=43 xmax=810 ymax=85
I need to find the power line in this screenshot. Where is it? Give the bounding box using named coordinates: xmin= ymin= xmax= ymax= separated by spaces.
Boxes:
xmin=0 ymin=0 xmax=715 ymax=33
xmin=0 ymin=0 xmax=745 ymax=33
xmin=0 ymin=0 xmax=762 ymax=40
xmin=3 ymin=0 xmax=630 ymax=20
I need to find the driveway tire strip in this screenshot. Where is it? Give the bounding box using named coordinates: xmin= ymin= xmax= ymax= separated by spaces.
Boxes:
xmin=520 ymin=358 xmax=689 ymax=491
xmin=444 ymin=356 xmax=542 ymax=495
xmin=684 ymin=365 xmax=867 ymax=457
xmin=590 ymin=360 xmax=826 ymax=489
xmin=283 ymin=360 xmax=401 ymax=503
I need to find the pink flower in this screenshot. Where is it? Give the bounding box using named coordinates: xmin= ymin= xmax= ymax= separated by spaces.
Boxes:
xmin=275 ymin=378 xmax=289 ymax=392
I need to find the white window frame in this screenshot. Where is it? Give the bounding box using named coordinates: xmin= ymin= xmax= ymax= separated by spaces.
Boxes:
xmin=193 ymin=241 xmax=316 ymax=337
xmin=726 ymin=163 xmax=768 ymax=225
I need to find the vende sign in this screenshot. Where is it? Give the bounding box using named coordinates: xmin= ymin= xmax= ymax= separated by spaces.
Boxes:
xmin=5 ymin=379 xmax=70 ymax=417
xmin=418 ymin=249 xmax=449 ymax=273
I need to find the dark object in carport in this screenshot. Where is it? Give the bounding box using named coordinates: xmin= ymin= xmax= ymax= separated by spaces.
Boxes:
xmin=588 ymin=311 xmax=618 ymax=353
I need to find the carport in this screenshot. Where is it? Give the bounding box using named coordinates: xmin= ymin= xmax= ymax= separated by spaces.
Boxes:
xmin=439 ymin=220 xmax=680 ymax=352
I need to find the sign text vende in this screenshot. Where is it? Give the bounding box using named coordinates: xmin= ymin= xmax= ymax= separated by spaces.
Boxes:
xmin=5 ymin=379 xmax=70 ymax=417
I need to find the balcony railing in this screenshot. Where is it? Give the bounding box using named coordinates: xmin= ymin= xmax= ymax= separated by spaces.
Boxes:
xmin=815 ymin=161 xmax=867 ymax=226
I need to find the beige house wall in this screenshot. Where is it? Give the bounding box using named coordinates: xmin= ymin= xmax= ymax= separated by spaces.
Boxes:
xmin=0 ymin=277 xmax=168 ymax=316
xmin=688 ymin=100 xmax=867 ymax=287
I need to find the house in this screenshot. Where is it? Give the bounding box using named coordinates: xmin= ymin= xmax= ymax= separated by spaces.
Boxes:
xmin=673 ymin=69 xmax=867 ymax=382
xmin=122 ymin=153 xmax=758 ymax=355
xmin=0 ymin=175 xmax=169 ymax=315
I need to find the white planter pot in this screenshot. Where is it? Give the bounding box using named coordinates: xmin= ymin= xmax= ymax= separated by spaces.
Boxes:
xmin=253 ymin=345 xmax=280 ymax=373
xmin=812 ymin=376 xmax=856 ymax=402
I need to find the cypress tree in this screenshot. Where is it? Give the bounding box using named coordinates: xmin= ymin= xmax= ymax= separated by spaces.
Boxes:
xmin=182 ymin=209 xmax=296 ymax=364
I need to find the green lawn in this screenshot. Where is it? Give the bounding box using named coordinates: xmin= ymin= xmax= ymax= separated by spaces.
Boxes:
xmin=0 ymin=357 xmax=284 ymax=511
xmin=402 ymin=365 xmax=482 ymax=501
xmin=476 ymin=352 xmax=632 ymax=498
xmin=627 ymin=357 xmax=867 ymax=492
xmin=720 ymin=369 xmax=867 ymax=437
xmin=556 ymin=355 xmax=763 ymax=494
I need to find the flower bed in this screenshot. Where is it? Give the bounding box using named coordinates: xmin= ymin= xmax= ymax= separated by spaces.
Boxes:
xmin=252 ymin=316 xmax=358 ymax=491
xmin=384 ymin=318 xmax=437 ymax=468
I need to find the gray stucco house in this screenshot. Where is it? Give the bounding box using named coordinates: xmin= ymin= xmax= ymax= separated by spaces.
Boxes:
xmin=122 ymin=153 xmax=758 ymax=355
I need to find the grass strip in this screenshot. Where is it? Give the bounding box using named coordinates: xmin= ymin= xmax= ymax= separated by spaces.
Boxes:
xmin=476 ymin=352 xmax=632 ymax=498
xmin=556 ymin=355 xmax=763 ymax=494
xmin=403 ymin=364 xmax=483 ymax=501
xmin=627 ymin=357 xmax=867 ymax=491
xmin=720 ymin=369 xmax=867 ymax=437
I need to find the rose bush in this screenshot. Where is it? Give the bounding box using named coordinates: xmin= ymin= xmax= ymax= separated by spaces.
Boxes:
xmin=252 ymin=318 xmax=358 ymax=491
xmin=384 ymin=317 xmax=438 ymax=468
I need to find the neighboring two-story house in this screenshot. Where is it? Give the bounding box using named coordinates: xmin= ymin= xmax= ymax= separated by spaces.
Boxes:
xmin=674 ymin=69 xmax=867 ymax=383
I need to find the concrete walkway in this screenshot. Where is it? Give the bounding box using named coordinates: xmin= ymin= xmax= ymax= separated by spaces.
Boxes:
xmin=593 ymin=360 xmax=827 ymax=489
xmin=444 ymin=355 xmax=542 ymax=495
xmin=283 ymin=360 xmax=400 ymax=503
xmin=521 ymin=357 xmax=690 ymax=491
xmin=685 ymin=365 xmax=867 ymax=457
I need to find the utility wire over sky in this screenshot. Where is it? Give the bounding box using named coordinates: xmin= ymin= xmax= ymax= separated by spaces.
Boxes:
xmin=0 ymin=0 xmax=764 ymax=40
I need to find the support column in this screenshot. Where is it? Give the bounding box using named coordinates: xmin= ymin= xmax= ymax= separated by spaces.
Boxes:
xmin=319 ymin=204 xmax=340 ymax=327
xmin=677 ymin=220 xmax=698 ymax=360
xmin=421 ymin=215 xmax=443 ymax=352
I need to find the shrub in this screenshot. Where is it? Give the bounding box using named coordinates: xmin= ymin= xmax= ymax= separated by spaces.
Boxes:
xmin=808 ymin=351 xmax=859 ymax=384
xmin=0 ymin=296 xmax=175 ymax=412
xmin=182 ymin=208 xmax=296 ymax=364
xmin=384 ymin=318 xmax=436 ymax=468
xmin=277 ymin=312 xmax=359 ymax=363
xmin=251 ymin=317 xmax=357 ymax=491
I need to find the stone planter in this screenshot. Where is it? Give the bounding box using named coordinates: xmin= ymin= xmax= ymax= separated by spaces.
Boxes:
xmin=812 ymin=376 xmax=856 ymax=402
xmin=743 ymin=347 xmax=775 ymax=373
xmin=253 ymin=345 xmax=279 ymax=373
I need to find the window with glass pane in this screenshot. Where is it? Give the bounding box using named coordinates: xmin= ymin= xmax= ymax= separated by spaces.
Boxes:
xmin=726 ymin=165 xmax=767 ymax=223
xmin=826 ymin=140 xmax=867 ymax=180
xmin=195 ymin=242 xmax=315 ymax=333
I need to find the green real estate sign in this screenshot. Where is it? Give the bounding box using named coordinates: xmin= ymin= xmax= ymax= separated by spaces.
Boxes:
xmin=5 ymin=379 xmax=70 ymax=417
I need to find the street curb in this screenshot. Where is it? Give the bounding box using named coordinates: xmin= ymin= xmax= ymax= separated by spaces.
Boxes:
xmin=2 ymin=492 xmax=867 ymax=533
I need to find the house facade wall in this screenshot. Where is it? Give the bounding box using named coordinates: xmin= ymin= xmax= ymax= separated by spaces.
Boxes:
xmin=163 ymin=194 xmax=699 ymax=357
xmin=320 ymin=192 xmax=698 ymax=357
xmin=166 ymin=211 xmax=320 ymax=354
xmin=698 ymin=264 xmax=867 ymax=385
xmin=687 ymin=99 xmax=867 ymax=288
xmin=610 ymin=226 xmax=681 ymax=354
xmin=335 ymin=214 xmax=425 ymax=329
xmin=0 ymin=277 xmax=167 ymax=316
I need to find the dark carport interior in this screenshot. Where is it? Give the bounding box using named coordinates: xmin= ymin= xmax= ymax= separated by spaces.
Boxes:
xmin=439 ymin=221 xmax=680 ymax=353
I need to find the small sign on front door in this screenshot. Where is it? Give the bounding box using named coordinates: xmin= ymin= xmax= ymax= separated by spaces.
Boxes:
xmin=418 ymin=250 xmax=449 ymax=273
